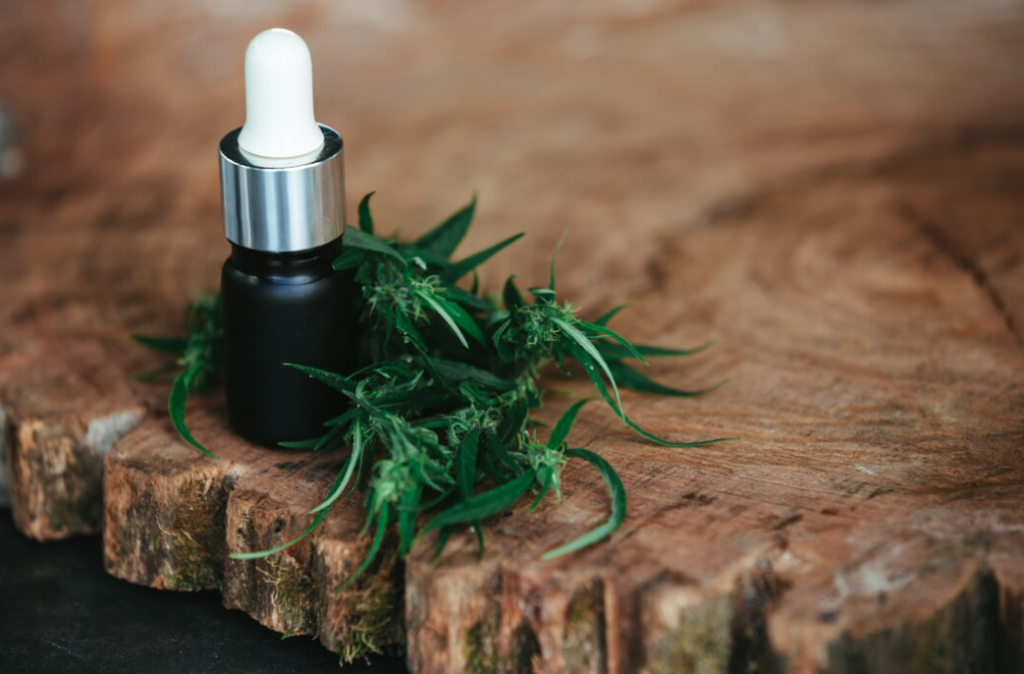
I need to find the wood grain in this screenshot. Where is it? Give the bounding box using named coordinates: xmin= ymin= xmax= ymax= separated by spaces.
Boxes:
xmin=404 ymin=137 xmax=1024 ymax=673
xmin=0 ymin=0 xmax=1022 ymax=670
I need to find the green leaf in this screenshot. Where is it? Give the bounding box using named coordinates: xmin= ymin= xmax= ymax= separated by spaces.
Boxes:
xmin=421 ymin=471 xmax=535 ymax=534
xmin=581 ymin=322 xmax=649 ymax=366
xmin=547 ymin=398 xmax=592 ymax=449
xmin=626 ymin=414 xmax=731 ymax=447
xmin=428 ymin=358 xmax=515 ymax=391
xmin=394 ymin=311 xmax=429 ymax=353
xmin=608 ymin=361 xmax=727 ymax=397
xmin=413 ymin=416 xmax=454 ymax=430
xmin=553 ymin=317 xmax=622 ymax=411
xmin=398 ymin=483 xmax=423 ymax=556
xmin=596 ymin=340 xmax=714 ymax=361
xmin=434 ymin=296 xmax=485 ymax=345
xmin=230 ymin=508 xmax=328 ymax=561
xmin=503 ymin=275 xmax=524 ymax=310
xmin=549 ymin=232 xmax=567 ymax=291
xmin=415 ymin=194 xmax=477 ymax=258
xmin=573 ymin=344 xmax=736 ymax=448
xmin=446 ymin=285 xmax=494 ymax=313
xmin=497 ymin=400 xmax=529 ymax=448
xmin=323 ymin=407 xmax=360 ymax=428
xmin=432 ymin=526 xmax=455 ymax=563
xmin=456 ymin=427 xmax=481 ymax=498
xmin=542 ymin=448 xmax=626 ymax=560
xmin=132 ymin=334 xmax=188 ymax=356
xmin=528 ymin=287 xmax=556 ymax=301
xmin=375 ymin=385 xmax=454 ymax=413
xmin=419 ymin=291 xmax=469 ymax=348
xmin=358 ymin=191 xmax=376 ymax=234
xmin=332 ymin=247 xmax=363 ymax=272
xmin=553 ymin=348 xmax=570 ymax=375
xmin=528 ymin=482 xmax=551 ymax=511
xmin=441 ymin=232 xmax=525 ymax=283
xmin=313 ymin=423 xmax=347 ymax=454
xmin=592 ymin=304 xmax=629 ymax=327
xmin=491 ymin=319 xmax=513 ymax=361
xmin=337 ymin=226 xmax=405 ymax=266
xmin=482 ymin=435 xmax=517 ymax=482
xmin=169 ymin=368 xmax=216 ymax=458
xmin=278 ymin=438 xmax=321 ymax=449
xmin=310 ymin=422 xmax=364 ymax=513
xmin=472 ymin=521 xmax=485 ymax=559
xmin=342 ymin=502 xmax=390 ymax=589
xmin=285 ymin=363 xmax=356 ymax=394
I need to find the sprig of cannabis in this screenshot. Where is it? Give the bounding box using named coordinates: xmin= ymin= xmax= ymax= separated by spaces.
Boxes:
xmin=133 ymin=293 xmax=223 ymax=458
xmin=136 ymin=193 xmax=733 ymax=586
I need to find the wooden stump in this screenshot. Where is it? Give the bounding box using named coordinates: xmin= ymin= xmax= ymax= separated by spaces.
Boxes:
xmin=97 ymin=132 xmax=1024 ymax=673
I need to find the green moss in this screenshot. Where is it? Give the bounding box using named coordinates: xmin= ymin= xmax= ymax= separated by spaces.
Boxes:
xmin=644 ymin=595 xmax=733 ymax=674
xmin=464 ymin=618 xmax=500 ymax=674
xmin=164 ymin=477 xmax=230 ymax=591
xmin=169 ymin=532 xmax=220 ymax=590
xmin=907 ymin=609 xmax=958 ymax=674
xmin=261 ymin=557 xmax=315 ymax=634
xmin=564 ymin=582 xmax=607 ymax=674
xmin=339 ymin=546 xmax=403 ymax=665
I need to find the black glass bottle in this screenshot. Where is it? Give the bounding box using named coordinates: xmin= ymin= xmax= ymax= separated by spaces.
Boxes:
xmin=218 ymin=27 xmax=356 ymax=448
xmin=221 ymin=238 xmax=357 ymax=446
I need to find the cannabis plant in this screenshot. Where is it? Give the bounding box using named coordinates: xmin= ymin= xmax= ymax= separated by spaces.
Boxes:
xmin=137 ymin=193 xmax=731 ymax=584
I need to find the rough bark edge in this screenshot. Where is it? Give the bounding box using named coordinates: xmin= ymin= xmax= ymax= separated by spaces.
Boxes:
xmin=104 ymin=420 xmax=405 ymax=661
xmin=8 ymin=407 xmax=143 ymax=540
xmin=103 ymin=450 xmax=235 ymax=590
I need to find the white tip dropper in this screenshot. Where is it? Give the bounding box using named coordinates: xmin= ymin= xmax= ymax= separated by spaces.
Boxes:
xmin=238 ymin=28 xmax=325 ymax=162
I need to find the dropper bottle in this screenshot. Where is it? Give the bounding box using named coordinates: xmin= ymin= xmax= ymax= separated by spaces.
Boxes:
xmin=219 ymin=28 xmax=357 ymax=447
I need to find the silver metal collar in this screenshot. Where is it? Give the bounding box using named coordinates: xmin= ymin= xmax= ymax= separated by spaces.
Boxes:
xmin=219 ymin=124 xmax=346 ymax=253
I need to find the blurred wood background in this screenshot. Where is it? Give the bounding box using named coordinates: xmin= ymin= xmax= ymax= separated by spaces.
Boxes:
xmin=1 ymin=1 xmax=1023 ymax=672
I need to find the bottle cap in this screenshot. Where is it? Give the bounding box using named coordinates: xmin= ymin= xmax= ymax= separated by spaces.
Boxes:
xmin=219 ymin=29 xmax=346 ymax=254
xmin=238 ymin=29 xmax=325 ymax=161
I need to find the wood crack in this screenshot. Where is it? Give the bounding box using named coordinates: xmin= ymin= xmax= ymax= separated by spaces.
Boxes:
xmin=640 ymin=127 xmax=1024 ymax=305
xmin=899 ymin=202 xmax=1022 ymax=345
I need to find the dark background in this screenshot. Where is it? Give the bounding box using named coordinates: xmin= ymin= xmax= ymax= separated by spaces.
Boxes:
xmin=0 ymin=513 xmax=408 ymax=674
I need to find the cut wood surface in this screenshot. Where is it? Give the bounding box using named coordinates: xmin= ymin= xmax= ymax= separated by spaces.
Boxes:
xmin=1 ymin=0 xmax=1023 ymax=672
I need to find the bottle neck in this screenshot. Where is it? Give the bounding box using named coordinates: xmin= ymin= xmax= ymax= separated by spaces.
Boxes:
xmin=229 ymin=237 xmax=342 ymax=284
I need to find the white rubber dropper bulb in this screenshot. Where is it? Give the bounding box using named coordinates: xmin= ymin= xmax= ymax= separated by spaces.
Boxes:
xmin=238 ymin=29 xmax=325 ymax=161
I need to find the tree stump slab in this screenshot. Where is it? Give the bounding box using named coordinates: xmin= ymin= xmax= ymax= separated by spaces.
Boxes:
xmin=98 ymin=136 xmax=1024 ymax=673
